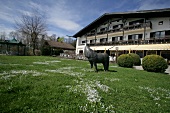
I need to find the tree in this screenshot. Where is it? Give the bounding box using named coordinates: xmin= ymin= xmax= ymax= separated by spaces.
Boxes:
xmin=57 ymin=37 xmax=64 ymax=42
xmin=9 ymin=31 xmax=18 ymax=39
xmin=15 ymin=12 xmax=46 ymax=55
xmin=0 ymin=32 xmax=7 ymax=41
xmin=8 ymin=31 xmax=23 ymax=41
xmin=50 ymin=34 xmax=57 ymax=41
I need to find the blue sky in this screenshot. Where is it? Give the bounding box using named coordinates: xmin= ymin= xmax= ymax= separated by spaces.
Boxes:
xmin=0 ymin=0 xmax=170 ymax=38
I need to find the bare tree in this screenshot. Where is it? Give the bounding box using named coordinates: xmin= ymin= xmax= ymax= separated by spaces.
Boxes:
xmin=48 ymin=34 xmax=57 ymax=41
xmin=0 ymin=32 xmax=7 ymax=41
xmin=9 ymin=31 xmax=22 ymax=41
xmin=51 ymin=34 xmax=57 ymax=41
xmin=15 ymin=12 xmax=46 ymax=55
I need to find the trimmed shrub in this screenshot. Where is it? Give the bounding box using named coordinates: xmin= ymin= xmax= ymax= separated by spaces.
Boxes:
xmin=142 ymin=55 xmax=168 ymax=73
xmin=117 ymin=54 xmax=133 ymax=68
xmin=129 ymin=53 xmax=141 ymax=66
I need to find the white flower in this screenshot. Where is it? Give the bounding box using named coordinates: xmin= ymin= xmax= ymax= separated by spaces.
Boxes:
xmin=95 ymin=81 xmax=109 ymax=92
xmin=33 ymin=62 xmax=49 ymax=64
xmin=0 ymin=70 xmax=46 ymax=79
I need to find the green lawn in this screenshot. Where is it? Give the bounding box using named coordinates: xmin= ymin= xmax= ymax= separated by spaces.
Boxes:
xmin=0 ymin=56 xmax=170 ymax=112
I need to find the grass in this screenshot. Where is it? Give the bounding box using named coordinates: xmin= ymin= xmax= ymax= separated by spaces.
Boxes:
xmin=0 ymin=56 xmax=170 ymax=112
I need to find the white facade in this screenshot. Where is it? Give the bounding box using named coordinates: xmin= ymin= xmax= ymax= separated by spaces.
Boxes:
xmin=76 ymin=17 xmax=170 ymax=55
xmin=74 ymin=9 xmax=170 ymax=62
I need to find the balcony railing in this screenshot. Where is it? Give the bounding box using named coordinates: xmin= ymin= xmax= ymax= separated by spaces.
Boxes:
xmin=86 ymin=35 xmax=170 ymax=46
xmin=87 ymin=22 xmax=152 ymax=36
xmin=87 ymin=32 xmax=95 ymax=36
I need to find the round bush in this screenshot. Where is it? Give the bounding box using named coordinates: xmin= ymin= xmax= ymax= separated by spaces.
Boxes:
xmin=117 ymin=54 xmax=133 ymax=68
xmin=129 ymin=53 xmax=141 ymax=66
xmin=142 ymin=55 xmax=168 ymax=73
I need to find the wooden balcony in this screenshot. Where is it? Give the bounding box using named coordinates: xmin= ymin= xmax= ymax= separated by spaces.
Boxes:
xmin=88 ymin=35 xmax=170 ymax=46
xmin=124 ymin=22 xmax=151 ymax=31
xmin=87 ymin=22 xmax=152 ymax=36
xmin=87 ymin=32 xmax=95 ymax=36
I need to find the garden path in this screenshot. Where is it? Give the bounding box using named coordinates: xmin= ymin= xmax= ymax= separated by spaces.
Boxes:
xmin=133 ymin=65 xmax=170 ymax=75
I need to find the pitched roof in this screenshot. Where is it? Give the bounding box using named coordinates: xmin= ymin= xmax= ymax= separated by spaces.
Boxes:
xmin=0 ymin=38 xmax=25 ymax=46
xmin=73 ymin=8 xmax=170 ymax=38
xmin=45 ymin=40 xmax=75 ymax=50
xmin=9 ymin=37 xmax=19 ymax=43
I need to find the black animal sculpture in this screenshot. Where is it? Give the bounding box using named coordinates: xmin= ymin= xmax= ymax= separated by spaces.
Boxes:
xmin=84 ymin=46 xmax=109 ymax=72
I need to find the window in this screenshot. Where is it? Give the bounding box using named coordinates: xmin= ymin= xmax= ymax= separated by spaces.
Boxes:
xmin=90 ymin=40 xmax=95 ymax=44
xmin=128 ymin=35 xmax=132 ymax=40
xmin=113 ymin=24 xmax=123 ymax=29
xmin=138 ymin=34 xmax=143 ymax=39
xmin=129 ymin=19 xmax=144 ymax=25
xmin=155 ymin=31 xmax=165 ymax=38
xmin=115 ymin=37 xmax=118 ymax=42
xmin=151 ymin=31 xmax=165 ymax=39
xmin=155 ymin=32 xmax=160 ymax=38
xmin=120 ymin=36 xmax=123 ymax=40
xmin=112 ymin=37 xmax=120 ymax=42
xmin=82 ymin=40 xmax=86 ymax=44
xmin=135 ymin=35 xmax=139 ymax=40
xmin=128 ymin=34 xmax=142 ymax=40
xmin=100 ymin=38 xmax=107 ymax=43
xmin=112 ymin=37 xmax=115 ymax=41
xmin=165 ymin=30 xmax=170 ymax=35
xmin=158 ymin=21 xmax=163 ymax=25
xmin=160 ymin=31 xmax=165 ymax=38
xmin=79 ymin=50 xmax=83 ymax=54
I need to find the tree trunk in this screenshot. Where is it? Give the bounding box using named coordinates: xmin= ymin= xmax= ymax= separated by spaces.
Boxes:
xmin=33 ymin=42 xmax=36 ymax=55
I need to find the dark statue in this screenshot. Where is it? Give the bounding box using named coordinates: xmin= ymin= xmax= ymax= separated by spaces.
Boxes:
xmin=84 ymin=46 xmax=109 ymax=72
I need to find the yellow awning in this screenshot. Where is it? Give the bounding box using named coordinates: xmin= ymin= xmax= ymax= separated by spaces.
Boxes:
xmin=90 ymin=46 xmax=112 ymax=50
xmin=109 ymin=45 xmax=138 ymax=50
xmin=91 ymin=44 xmax=170 ymax=51
xmin=135 ymin=44 xmax=170 ymax=50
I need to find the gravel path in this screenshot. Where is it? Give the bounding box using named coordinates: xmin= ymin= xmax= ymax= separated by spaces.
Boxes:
xmin=133 ymin=66 xmax=170 ymax=75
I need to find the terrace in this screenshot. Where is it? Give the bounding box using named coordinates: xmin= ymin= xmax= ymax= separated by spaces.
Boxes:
xmin=87 ymin=22 xmax=152 ymax=36
xmin=86 ymin=35 xmax=170 ymax=46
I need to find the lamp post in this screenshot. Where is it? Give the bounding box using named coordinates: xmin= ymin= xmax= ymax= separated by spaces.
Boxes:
xmin=116 ymin=47 xmax=119 ymax=63
xmin=122 ymin=17 xmax=127 ymax=42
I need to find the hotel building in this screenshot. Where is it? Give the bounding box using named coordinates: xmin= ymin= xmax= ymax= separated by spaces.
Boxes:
xmin=73 ymin=8 xmax=170 ymax=62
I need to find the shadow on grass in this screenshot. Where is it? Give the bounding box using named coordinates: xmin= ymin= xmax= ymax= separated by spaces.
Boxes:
xmin=97 ymin=69 xmax=117 ymax=72
xmin=164 ymin=72 xmax=169 ymax=75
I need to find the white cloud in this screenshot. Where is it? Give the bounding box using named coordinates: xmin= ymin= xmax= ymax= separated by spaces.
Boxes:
xmin=4 ymin=0 xmax=169 ymax=37
xmin=0 ymin=0 xmax=84 ymax=36
xmin=0 ymin=12 xmax=15 ymax=24
xmin=18 ymin=10 xmax=33 ymax=16
xmin=49 ymin=18 xmax=81 ymax=32
xmin=137 ymin=0 xmax=170 ymax=10
xmin=46 ymin=1 xmax=82 ymax=32
xmin=29 ymin=1 xmax=42 ymax=11
xmin=0 ymin=24 xmax=15 ymax=36
xmin=0 ymin=7 xmax=15 ymax=24
xmin=47 ymin=30 xmax=65 ymax=37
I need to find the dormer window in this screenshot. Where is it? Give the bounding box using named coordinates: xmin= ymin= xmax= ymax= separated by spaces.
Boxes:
xmin=158 ymin=21 xmax=163 ymax=25
xmin=100 ymin=28 xmax=106 ymax=32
